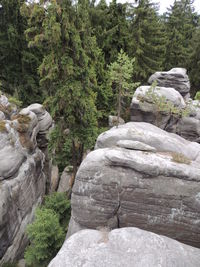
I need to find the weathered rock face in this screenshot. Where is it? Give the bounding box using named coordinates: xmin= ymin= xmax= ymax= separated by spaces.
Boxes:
xmin=25 ymin=103 xmax=53 ymax=192
xmin=0 ymin=94 xmax=17 ymax=119
xmin=57 ymin=166 xmax=72 ymax=193
xmin=108 ymin=115 xmax=125 ymax=127
xmin=68 ymin=122 xmax=200 ymax=248
xmin=0 ymin=96 xmax=52 ymax=264
xmin=148 ymin=68 xmax=190 ymax=97
xmin=49 ymin=228 xmax=200 ymax=267
xmin=130 ymin=84 xmax=200 ymax=143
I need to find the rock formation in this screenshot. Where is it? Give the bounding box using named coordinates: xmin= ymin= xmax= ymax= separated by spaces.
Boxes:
xmin=49 ymin=227 xmax=200 ymax=267
xmin=148 ymin=68 xmax=190 ymax=98
xmin=57 ymin=166 xmax=72 ymax=193
xmin=0 ymin=95 xmax=52 ymax=264
xmin=50 ymin=67 xmax=200 ymax=265
xmin=108 ymin=115 xmax=125 ymax=127
xmin=130 ymin=69 xmax=200 ymax=143
xmin=68 ymin=122 xmax=200 ymax=248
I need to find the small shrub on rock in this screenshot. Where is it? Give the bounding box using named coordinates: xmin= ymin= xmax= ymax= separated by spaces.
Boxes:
xmin=25 ymin=208 xmax=65 ymax=267
xmin=25 ymin=193 xmax=71 ymax=266
xmin=43 ymin=192 xmax=71 ymax=228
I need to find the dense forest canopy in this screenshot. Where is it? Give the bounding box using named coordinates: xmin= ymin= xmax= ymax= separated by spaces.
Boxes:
xmin=0 ymin=0 xmax=200 ymax=171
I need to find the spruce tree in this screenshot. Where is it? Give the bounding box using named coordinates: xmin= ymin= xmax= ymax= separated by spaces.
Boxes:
xmin=25 ymin=0 xmax=98 ymax=175
xmin=188 ymin=26 xmax=200 ymax=97
xmin=0 ymin=0 xmax=42 ymax=105
xmin=90 ymin=0 xmax=129 ymax=65
xmin=164 ymin=0 xmax=198 ymax=70
xmin=129 ymin=0 xmax=166 ymax=83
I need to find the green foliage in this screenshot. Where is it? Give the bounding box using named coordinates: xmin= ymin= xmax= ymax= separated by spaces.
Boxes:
xmin=188 ymin=26 xmax=200 ymax=97
xmin=90 ymin=0 xmax=129 ymax=65
xmin=25 ymin=208 xmax=65 ymax=267
xmin=164 ymin=0 xmax=198 ymax=70
xmin=7 ymin=97 xmax=22 ymax=108
xmin=25 ymin=0 xmax=99 ymax=172
xmin=0 ymin=0 xmax=200 ymax=176
xmin=108 ymin=49 xmax=137 ymax=125
xmin=48 ymin=125 xmax=72 ymax=171
xmin=171 ymin=152 xmax=191 ymax=165
xmin=25 ymin=193 xmax=70 ymax=267
xmin=194 ymin=91 xmax=200 ymax=101
xmin=43 ymin=192 xmax=71 ymax=227
xmin=138 ymin=82 xmax=191 ymax=126
xmin=129 ymin=0 xmax=166 ymax=82
xmin=0 ymin=0 xmax=43 ymax=105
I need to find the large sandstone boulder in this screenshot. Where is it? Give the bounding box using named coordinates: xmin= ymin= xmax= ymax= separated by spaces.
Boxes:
xmin=68 ymin=122 xmax=200 ymax=248
xmin=49 ymin=228 xmax=200 ymax=267
xmin=0 ymin=96 xmax=52 ymax=264
xmin=148 ymin=68 xmax=190 ymax=97
xmin=130 ymin=85 xmax=200 ymax=142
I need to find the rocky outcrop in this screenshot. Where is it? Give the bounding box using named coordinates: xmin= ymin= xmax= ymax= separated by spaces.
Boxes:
xmin=108 ymin=115 xmax=125 ymax=127
xmin=57 ymin=166 xmax=72 ymax=193
xmin=68 ymin=122 xmax=200 ymax=248
xmin=148 ymin=68 xmax=190 ymax=97
xmin=130 ymin=82 xmax=200 ymax=143
xmin=49 ymin=227 xmax=200 ymax=267
xmin=0 ymin=96 xmax=52 ymax=264
xmin=25 ymin=103 xmax=53 ymax=192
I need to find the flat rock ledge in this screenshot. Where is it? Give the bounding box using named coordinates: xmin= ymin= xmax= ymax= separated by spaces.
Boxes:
xmin=49 ymin=227 xmax=200 ymax=267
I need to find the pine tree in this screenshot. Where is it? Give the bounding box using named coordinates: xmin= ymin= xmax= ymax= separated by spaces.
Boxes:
xmin=108 ymin=49 xmax=137 ymax=125
xmin=164 ymin=0 xmax=198 ymax=70
xmin=129 ymin=0 xmax=166 ymax=83
xmin=25 ymin=0 xmax=98 ymax=175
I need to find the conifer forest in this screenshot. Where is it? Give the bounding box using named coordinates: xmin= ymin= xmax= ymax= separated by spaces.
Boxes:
xmin=0 ymin=0 xmax=200 ymax=171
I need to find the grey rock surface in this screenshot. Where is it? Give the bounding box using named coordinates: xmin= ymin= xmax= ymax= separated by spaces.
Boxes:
xmin=0 ymin=95 xmax=9 ymax=107
xmin=27 ymin=103 xmax=53 ymax=135
xmin=49 ymin=228 xmax=200 ymax=267
xmin=148 ymin=68 xmax=190 ymax=96
xmin=57 ymin=167 xmax=72 ymax=193
xmin=26 ymin=103 xmax=53 ymax=192
xmin=130 ymin=86 xmax=200 ymax=142
xmin=0 ymin=97 xmax=53 ymax=264
xmin=116 ymin=140 xmax=156 ymax=152
xmin=17 ymin=259 xmax=26 ymax=267
xmin=50 ymin=165 xmax=59 ymax=192
xmin=96 ymin=122 xmax=200 ymax=161
xmin=108 ymin=115 xmax=125 ymax=127
xmin=0 ymin=111 xmax=5 ymax=120
xmin=69 ymin=122 xmax=200 ymax=248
